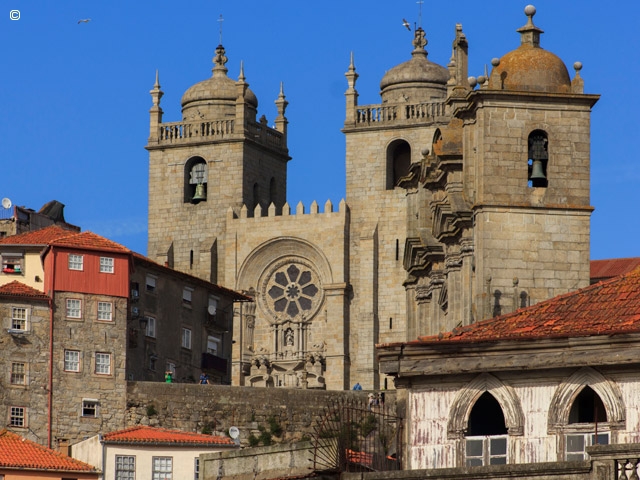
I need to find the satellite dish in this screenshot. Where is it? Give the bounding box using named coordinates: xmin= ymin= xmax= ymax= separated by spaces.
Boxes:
xmin=229 ymin=426 xmax=239 ymax=439
xmin=207 ymin=305 xmax=217 ymax=315
xmin=1 ymin=198 xmax=11 ymax=209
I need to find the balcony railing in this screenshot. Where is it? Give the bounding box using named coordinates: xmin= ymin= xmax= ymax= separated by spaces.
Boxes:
xmin=158 ymin=120 xmax=235 ymax=142
xmin=354 ymin=101 xmax=447 ymax=127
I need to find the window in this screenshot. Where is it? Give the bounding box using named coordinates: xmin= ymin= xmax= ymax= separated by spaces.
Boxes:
xmin=152 ymin=456 xmax=173 ymax=480
xmin=185 ymin=157 xmax=208 ymax=204
xmin=194 ymin=457 xmax=200 ymax=480
xmin=207 ymin=335 xmax=220 ymax=356
xmin=183 ymin=287 xmax=193 ymax=304
xmin=2 ymin=253 xmax=24 ymax=274
xmin=564 ymin=386 xmax=609 ymax=460
xmin=166 ymin=362 xmax=175 ymax=376
xmin=100 ymin=256 xmax=114 ymax=273
xmin=146 ymin=275 xmax=156 ymax=292
xmin=11 ymin=307 xmax=27 ymax=331
xmin=10 ymin=362 xmax=26 ymax=385
xmin=68 ymin=254 xmax=83 ymax=271
xmin=9 ymin=406 xmax=25 ymax=427
xmin=97 ymin=302 xmax=113 ymax=321
xmin=82 ymin=399 xmax=98 ymax=417
xmin=66 ymin=299 xmax=82 ymax=319
xmin=145 ymin=316 xmax=156 ymax=338
xmin=182 ymin=328 xmax=192 ymax=349
xmin=386 ymin=139 xmax=411 ymax=189
xmin=64 ymin=350 xmax=80 ymax=372
xmin=566 ymin=433 xmax=609 ymax=461
xmin=95 ymin=353 xmax=111 ymax=375
xmin=208 ymin=297 xmax=218 ymax=315
xmin=465 ymin=392 xmax=508 ymax=466
xmin=116 ymin=455 xmax=136 ymax=480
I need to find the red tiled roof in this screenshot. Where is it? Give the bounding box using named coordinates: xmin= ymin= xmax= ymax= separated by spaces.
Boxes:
xmin=0 ymin=281 xmax=49 ymax=300
xmin=413 ymin=266 xmax=640 ymax=346
xmin=102 ymin=426 xmax=236 ymax=446
xmin=591 ymin=257 xmax=640 ymax=283
xmin=0 ymin=225 xmax=74 ymax=246
xmin=49 ymin=231 xmax=130 ymax=254
xmin=0 ymin=429 xmax=97 ymax=472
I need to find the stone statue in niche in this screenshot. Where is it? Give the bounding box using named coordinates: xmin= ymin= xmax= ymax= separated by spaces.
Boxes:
xmin=284 ymin=327 xmax=294 ymax=347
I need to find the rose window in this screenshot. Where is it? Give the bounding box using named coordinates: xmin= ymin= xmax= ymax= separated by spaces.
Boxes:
xmin=266 ymin=264 xmax=320 ymax=319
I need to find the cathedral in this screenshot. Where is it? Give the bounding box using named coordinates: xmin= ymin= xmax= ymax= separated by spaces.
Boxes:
xmin=145 ymin=5 xmax=598 ymax=391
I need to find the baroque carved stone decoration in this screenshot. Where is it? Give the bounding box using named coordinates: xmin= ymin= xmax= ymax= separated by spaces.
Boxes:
xmin=259 ymin=259 xmax=324 ymax=324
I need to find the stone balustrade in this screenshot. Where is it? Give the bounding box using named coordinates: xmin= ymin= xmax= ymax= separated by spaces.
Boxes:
xmin=155 ymin=119 xmax=285 ymax=149
xmin=354 ymin=101 xmax=447 ymax=126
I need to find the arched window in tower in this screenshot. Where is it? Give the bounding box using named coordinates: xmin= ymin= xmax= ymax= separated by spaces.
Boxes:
xmin=565 ymin=386 xmax=609 ymax=460
xmin=386 ymin=140 xmax=412 ymax=189
xmin=527 ymin=130 xmax=548 ymax=188
xmin=465 ymin=392 xmax=508 ymax=466
xmin=269 ymin=177 xmax=277 ymax=207
xmin=184 ymin=157 xmax=208 ymax=203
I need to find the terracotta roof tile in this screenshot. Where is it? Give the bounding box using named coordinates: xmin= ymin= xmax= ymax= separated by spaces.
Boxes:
xmin=0 ymin=281 xmax=49 ymax=300
xmin=49 ymin=231 xmax=130 ymax=253
xmin=591 ymin=257 xmax=640 ymax=283
xmin=0 ymin=225 xmax=75 ymax=246
xmin=102 ymin=426 xmax=235 ymax=446
xmin=414 ymin=266 xmax=640 ymax=346
xmin=0 ymin=429 xmax=97 ymax=472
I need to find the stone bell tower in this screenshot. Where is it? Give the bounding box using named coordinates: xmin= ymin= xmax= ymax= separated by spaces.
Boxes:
xmin=146 ymin=44 xmax=290 ymax=284
xmin=411 ymin=5 xmax=600 ymax=337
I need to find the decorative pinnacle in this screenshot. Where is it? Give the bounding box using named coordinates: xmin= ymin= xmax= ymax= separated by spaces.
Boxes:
xmin=212 ymin=44 xmax=228 ymax=75
xmin=238 ymin=60 xmax=246 ymax=82
xmin=517 ymin=4 xmax=543 ymax=47
xmin=412 ymin=27 xmax=428 ymax=57
xmin=153 ymin=69 xmax=160 ymax=89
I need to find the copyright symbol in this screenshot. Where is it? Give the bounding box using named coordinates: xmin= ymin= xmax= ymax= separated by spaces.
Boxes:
xmin=10 ymin=10 xmax=20 ymax=20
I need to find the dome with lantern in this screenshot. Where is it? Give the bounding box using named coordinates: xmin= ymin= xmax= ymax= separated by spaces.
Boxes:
xmin=181 ymin=44 xmax=258 ymax=121
xmin=488 ymin=5 xmax=571 ymax=94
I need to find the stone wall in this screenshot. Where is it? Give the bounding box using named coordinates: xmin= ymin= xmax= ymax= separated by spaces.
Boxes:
xmin=126 ymin=382 xmax=396 ymax=445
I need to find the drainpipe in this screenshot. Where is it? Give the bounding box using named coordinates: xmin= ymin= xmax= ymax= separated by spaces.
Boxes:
xmin=47 ymin=292 xmax=54 ymax=448
xmin=47 ymin=249 xmax=56 ymax=448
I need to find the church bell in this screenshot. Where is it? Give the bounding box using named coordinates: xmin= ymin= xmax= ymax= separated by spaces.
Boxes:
xmin=192 ymin=183 xmax=206 ymax=202
xmin=529 ymin=159 xmax=546 ymax=180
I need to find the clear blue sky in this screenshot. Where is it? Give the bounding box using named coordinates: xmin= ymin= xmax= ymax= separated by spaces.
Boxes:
xmin=1 ymin=1 xmax=638 ymax=260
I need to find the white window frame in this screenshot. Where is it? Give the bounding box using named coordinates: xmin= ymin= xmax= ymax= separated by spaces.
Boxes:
xmin=10 ymin=362 xmax=26 ymax=385
xmin=99 ymin=256 xmax=114 ymax=273
xmin=207 ymin=335 xmax=220 ymax=356
xmin=465 ymin=434 xmax=508 ymax=466
xmin=194 ymin=457 xmax=200 ymax=480
xmin=9 ymin=406 xmax=25 ymax=427
xmin=97 ymin=302 xmax=113 ymax=321
xmin=152 ymin=456 xmax=173 ymax=480
xmin=82 ymin=399 xmax=99 ymax=418
xmin=64 ymin=350 xmax=80 ymax=372
xmin=208 ymin=296 xmax=218 ymax=315
xmin=10 ymin=307 xmax=27 ymax=331
xmin=116 ymin=455 xmax=136 ymax=480
xmin=68 ymin=254 xmax=84 ymax=271
xmin=181 ymin=328 xmax=192 ymax=350
xmin=95 ymin=352 xmax=111 ymax=375
xmin=565 ymin=432 xmax=610 ymax=461
xmin=145 ymin=316 xmax=156 ymax=338
xmin=146 ymin=274 xmax=157 ymax=292
xmin=66 ymin=298 xmax=82 ymax=319
xmin=166 ymin=362 xmax=175 ymax=375
xmin=183 ymin=287 xmax=193 ymax=304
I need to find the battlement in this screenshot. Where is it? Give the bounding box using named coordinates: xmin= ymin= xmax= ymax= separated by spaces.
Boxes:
xmin=345 ymin=100 xmax=448 ymax=130
xmin=227 ymin=199 xmax=348 ymax=222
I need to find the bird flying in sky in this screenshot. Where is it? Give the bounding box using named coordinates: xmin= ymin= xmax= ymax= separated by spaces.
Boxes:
xmin=77 ymin=18 xmax=91 ymax=24
xmin=402 ymin=18 xmax=411 ymax=31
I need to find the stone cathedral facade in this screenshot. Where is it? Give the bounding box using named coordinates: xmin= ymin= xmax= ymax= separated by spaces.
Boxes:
xmin=146 ymin=6 xmax=598 ymax=390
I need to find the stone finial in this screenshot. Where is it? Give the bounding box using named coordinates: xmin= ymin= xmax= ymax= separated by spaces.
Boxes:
xmin=517 ymin=4 xmax=544 ymax=47
xmin=150 ymin=70 xmax=163 ymax=107
xmin=345 ymin=52 xmax=359 ymax=91
xmin=275 ymin=82 xmax=289 ymax=139
xmin=296 ymin=201 xmax=305 ymax=215
xmin=310 ymin=201 xmax=319 ymax=214
xmin=572 ymin=61 xmax=584 ymax=94
xmin=412 ymin=27 xmax=428 ymax=57
xmin=282 ymin=202 xmax=291 ymax=216
xmin=212 ymin=44 xmax=229 ymax=76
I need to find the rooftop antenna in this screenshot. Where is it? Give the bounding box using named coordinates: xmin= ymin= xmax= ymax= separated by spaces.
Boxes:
xmin=218 ymin=14 xmax=224 ymax=45
xmin=417 ymin=0 xmax=424 ymax=29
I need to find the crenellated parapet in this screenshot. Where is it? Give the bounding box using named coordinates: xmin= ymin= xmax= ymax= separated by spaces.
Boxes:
xmin=227 ymin=199 xmax=348 ymax=222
